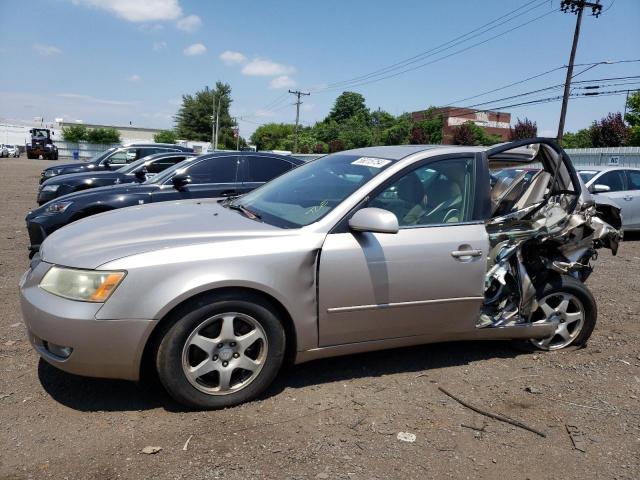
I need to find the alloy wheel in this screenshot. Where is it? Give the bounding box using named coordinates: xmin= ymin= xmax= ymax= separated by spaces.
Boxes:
xmin=181 ymin=312 xmax=268 ymax=395
xmin=530 ymin=292 xmax=585 ymax=350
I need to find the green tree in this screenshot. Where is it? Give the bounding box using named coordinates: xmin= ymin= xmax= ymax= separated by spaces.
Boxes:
xmin=175 ymin=83 xmax=238 ymax=149
xmin=326 ymin=92 xmax=370 ymax=123
xmin=370 ymin=108 xmax=397 ymax=145
xmin=338 ymin=112 xmax=373 ymax=149
xmin=61 ymin=124 xmax=88 ymax=142
xmin=624 ymin=90 xmax=640 ymax=127
xmin=86 ymin=127 xmax=120 ymax=144
xmin=153 ymin=130 xmax=178 ymax=144
xmin=382 ymin=113 xmax=412 ymax=145
xmin=409 ymin=108 xmax=444 ymax=144
xmin=561 ymin=129 xmax=592 ymax=148
xmin=250 ymin=123 xmax=295 ymax=150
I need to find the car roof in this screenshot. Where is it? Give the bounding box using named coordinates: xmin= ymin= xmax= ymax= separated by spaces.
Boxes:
xmin=576 ymin=166 xmax=640 ymax=172
xmin=121 ymin=143 xmax=193 ymax=150
xmin=342 ymin=145 xmax=451 ymax=161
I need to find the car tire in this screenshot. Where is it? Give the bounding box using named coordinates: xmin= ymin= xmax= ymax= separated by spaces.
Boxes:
xmin=525 ymin=275 xmax=597 ymax=351
xmin=156 ymin=293 xmax=286 ymax=409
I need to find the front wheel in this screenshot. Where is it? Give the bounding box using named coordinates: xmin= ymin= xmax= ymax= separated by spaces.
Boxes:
xmin=156 ymin=294 xmax=286 ymax=409
xmin=529 ymin=275 xmax=597 ymax=351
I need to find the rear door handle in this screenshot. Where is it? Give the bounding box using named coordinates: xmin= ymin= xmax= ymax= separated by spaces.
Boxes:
xmin=623 ymin=195 xmax=633 ymax=201
xmin=220 ymin=190 xmax=238 ymax=197
xmin=451 ymin=249 xmax=483 ymax=258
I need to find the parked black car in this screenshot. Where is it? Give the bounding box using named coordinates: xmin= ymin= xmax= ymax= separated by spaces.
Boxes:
xmin=39 ymin=143 xmax=194 ymax=184
xmin=37 ymin=151 xmax=197 ymax=205
xmin=26 ymin=152 xmax=303 ymax=255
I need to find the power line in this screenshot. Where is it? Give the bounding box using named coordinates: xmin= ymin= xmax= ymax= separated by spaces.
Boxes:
xmin=312 ymin=7 xmax=559 ymax=94
xmin=320 ymin=0 xmax=548 ymax=91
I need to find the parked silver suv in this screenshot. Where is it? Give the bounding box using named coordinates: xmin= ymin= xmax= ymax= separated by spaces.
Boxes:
xmin=20 ymin=139 xmax=621 ymax=409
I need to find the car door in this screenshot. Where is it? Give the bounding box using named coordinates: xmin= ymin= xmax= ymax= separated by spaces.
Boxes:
xmin=623 ymin=170 xmax=640 ymax=228
xmin=151 ymin=155 xmax=242 ymax=202
xmin=242 ymin=155 xmax=297 ymax=191
xmin=590 ymin=170 xmax=629 ymax=225
xmin=318 ymin=156 xmax=488 ymax=346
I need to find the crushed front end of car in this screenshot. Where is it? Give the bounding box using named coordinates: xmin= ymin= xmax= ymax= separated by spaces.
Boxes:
xmin=479 ymin=141 xmax=622 ymax=333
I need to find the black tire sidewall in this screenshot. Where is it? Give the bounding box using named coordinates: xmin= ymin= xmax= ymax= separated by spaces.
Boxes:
xmin=156 ymin=296 xmax=286 ymax=409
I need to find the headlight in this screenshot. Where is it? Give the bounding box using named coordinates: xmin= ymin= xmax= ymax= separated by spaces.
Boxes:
xmin=40 ymin=266 xmax=126 ymax=302
xmin=44 ymin=170 xmax=56 ymax=177
xmin=46 ymin=201 xmax=73 ymax=213
xmin=41 ymin=184 xmax=59 ymax=192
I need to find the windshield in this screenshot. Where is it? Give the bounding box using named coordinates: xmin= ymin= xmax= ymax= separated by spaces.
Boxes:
xmin=143 ymin=156 xmax=197 ymax=184
xmin=578 ymin=171 xmax=598 ymax=184
xmin=230 ymin=153 xmax=395 ymax=228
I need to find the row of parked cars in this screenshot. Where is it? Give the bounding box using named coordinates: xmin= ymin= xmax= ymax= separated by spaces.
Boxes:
xmin=20 ymin=139 xmax=624 ymax=409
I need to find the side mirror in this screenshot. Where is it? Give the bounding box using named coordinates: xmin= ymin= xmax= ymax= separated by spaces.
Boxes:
xmin=172 ymin=173 xmax=191 ymax=190
xmin=103 ymin=159 xmax=111 ymax=169
xmin=349 ymin=207 xmax=399 ymax=234
xmin=591 ymin=184 xmax=611 ymax=194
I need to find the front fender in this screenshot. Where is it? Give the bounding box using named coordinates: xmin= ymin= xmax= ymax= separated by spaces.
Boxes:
xmin=96 ymin=236 xmax=325 ymax=352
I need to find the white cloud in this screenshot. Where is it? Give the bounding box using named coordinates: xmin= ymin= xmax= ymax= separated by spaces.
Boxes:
xmin=241 ymin=58 xmax=295 ymax=77
xmin=33 ymin=43 xmax=61 ymax=56
xmin=183 ymin=43 xmax=206 ymax=56
xmin=153 ymin=41 xmax=167 ymax=51
xmin=269 ymin=75 xmax=296 ymax=89
xmin=128 ymin=74 xmax=142 ymax=82
xmin=176 ymin=14 xmax=201 ymax=32
xmin=71 ymin=0 xmax=182 ymax=22
xmin=220 ymin=50 xmax=247 ymax=65
xmin=57 ymin=93 xmax=139 ymax=106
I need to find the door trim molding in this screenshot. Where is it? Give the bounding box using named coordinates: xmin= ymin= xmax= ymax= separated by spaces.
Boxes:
xmin=327 ymin=296 xmax=483 ymax=313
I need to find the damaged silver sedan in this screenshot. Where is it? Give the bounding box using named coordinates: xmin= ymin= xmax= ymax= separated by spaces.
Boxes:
xmin=20 ymin=138 xmax=621 ymax=409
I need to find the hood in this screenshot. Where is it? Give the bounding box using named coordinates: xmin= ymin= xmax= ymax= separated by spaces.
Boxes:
xmin=40 ymin=199 xmax=286 ymax=269
xmin=45 ymin=161 xmax=91 ymax=172
xmin=39 ymin=182 xmax=157 ymax=207
xmin=42 ymin=170 xmax=123 ymax=187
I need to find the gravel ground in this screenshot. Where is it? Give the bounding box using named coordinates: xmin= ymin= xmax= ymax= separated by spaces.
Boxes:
xmin=1 ymin=158 xmax=639 ymax=479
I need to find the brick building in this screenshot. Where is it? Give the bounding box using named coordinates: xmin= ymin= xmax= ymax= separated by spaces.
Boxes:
xmin=412 ymin=106 xmax=511 ymax=144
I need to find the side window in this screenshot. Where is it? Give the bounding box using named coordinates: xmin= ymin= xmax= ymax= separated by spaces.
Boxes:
xmin=137 ymin=147 xmax=161 ymax=159
xmin=246 ymin=156 xmax=292 ymax=182
xmin=107 ymin=148 xmax=135 ymax=165
xmin=185 ymin=156 xmax=239 ymax=184
xmin=146 ymin=156 xmax=185 ymax=174
xmin=370 ymin=158 xmax=474 ymax=227
xmin=595 ymin=171 xmax=625 ymax=192
xmin=626 ymin=170 xmax=640 ymax=190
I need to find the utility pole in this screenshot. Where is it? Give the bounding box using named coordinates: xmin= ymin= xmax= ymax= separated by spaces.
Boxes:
xmin=288 ymin=89 xmax=310 ymax=153
xmin=557 ymin=0 xmax=602 ymax=143
xmin=211 ymin=88 xmax=216 ymax=151
xmin=214 ymin=98 xmax=221 ymax=152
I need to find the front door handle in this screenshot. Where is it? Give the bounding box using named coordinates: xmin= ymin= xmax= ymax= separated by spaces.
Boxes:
xmin=451 ymin=249 xmax=483 ymax=258
xmin=623 ymin=195 xmax=633 ymax=201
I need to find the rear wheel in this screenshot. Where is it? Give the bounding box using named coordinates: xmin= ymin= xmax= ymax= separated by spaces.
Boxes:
xmin=156 ymin=294 xmax=286 ymax=409
xmin=529 ymin=275 xmax=596 ymax=351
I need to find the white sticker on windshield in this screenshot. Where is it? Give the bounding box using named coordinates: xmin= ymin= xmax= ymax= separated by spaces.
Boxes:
xmin=351 ymin=157 xmax=391 ymax=168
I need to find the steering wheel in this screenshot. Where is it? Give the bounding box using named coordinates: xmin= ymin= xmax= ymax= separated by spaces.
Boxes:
xmin=443 ymin=208 xmax=460 ymax=223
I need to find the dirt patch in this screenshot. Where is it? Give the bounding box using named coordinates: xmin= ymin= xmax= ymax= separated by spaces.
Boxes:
xmin=0 ymin=158 xmax=639 ymax=479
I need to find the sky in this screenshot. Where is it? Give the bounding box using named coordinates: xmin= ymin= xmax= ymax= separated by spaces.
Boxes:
xmin=0 ymin=0 xmax=638 ymax=139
